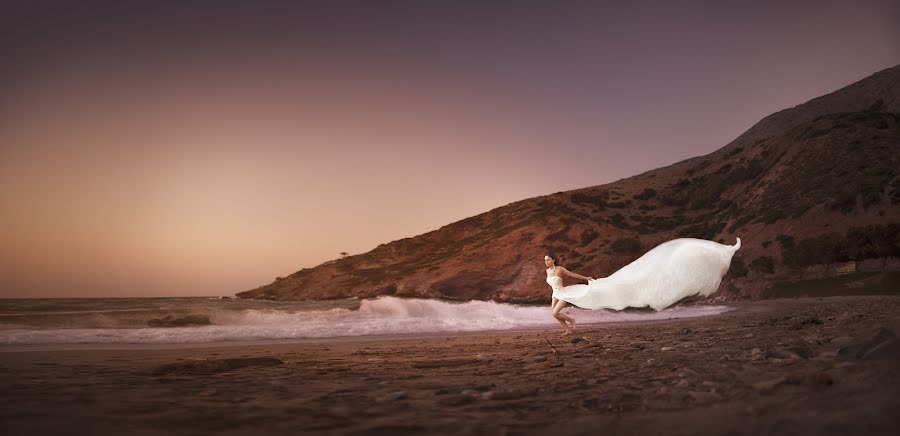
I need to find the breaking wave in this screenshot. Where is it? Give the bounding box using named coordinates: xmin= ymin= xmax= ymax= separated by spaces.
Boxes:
xmin=0 ymin=296 xmax=732 ymax=345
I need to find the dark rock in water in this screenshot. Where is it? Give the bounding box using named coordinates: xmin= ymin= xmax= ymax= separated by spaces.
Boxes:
xmin=839 ymin=328 xmax=900 ymax=360
xmin=147 ymin=314 xmax=212 ymax=327
xmin=680 ymin=328 xmax=693 ymax=336
xmin=149 ymin=357 xmax=284 ymax=375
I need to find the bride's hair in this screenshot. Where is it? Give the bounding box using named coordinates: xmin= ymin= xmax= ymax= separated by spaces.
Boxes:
xmin=546 ymin=253 xmax=560 ymax=267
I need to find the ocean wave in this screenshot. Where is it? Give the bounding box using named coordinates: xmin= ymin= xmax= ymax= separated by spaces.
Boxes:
xmin=0 ymin=296 xmax=732 ymax=344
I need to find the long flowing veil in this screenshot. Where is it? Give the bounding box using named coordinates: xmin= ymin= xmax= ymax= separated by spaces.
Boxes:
xmin=558 ymin=237 xmax=741 ymax=311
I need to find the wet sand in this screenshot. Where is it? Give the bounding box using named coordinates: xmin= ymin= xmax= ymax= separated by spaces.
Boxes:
xmin=1 ymin=295 xmax=898 ymax=435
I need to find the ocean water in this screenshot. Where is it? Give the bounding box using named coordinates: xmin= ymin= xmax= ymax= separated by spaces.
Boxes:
xmin=0 ymin=296 xmax=732 ymax=345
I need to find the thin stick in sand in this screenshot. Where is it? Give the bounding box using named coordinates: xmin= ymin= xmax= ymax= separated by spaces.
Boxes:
xmin=543 ymin=337 xmax=562 ymax=357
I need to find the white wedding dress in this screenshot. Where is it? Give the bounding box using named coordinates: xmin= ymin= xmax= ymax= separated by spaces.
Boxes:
xmin=548 ymin=237 xmax=741 ymax=311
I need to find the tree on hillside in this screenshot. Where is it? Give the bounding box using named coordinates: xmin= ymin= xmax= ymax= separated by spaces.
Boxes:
xmin=874 ymin=223 xmax=900 ymax=268
xmin=778 ymin=224 xmax=900 ymax=272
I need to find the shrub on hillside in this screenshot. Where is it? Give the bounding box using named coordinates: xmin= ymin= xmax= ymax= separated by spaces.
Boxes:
xmin=633 ymin=188 xmax=657 ymax=200
xmin=729 ymin=256 xmax=748 ymax=278
xmin=750 ymin=256 xmax=775 ymax=274
xmin=580 ymin=229 xmax=599 ymax=247
xmin=610 ymin=236 xmax=642 ymax=255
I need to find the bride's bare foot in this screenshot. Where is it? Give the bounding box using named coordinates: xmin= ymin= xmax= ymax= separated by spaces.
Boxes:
xmin=561 ymin=329 xmax=573 ymax=336
xmin=569 ymin=319 xmax=577 ymax=333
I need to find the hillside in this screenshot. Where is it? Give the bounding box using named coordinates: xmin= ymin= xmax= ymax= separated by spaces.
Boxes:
xmin=237 ymin=65 xmax=900 ymax=302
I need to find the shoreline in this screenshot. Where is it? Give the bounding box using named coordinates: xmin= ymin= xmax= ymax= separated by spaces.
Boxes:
xmin=0 ymin=299 xmax=754 ymax=352
xmin=0 ymin=295 xmax=872 ymax=353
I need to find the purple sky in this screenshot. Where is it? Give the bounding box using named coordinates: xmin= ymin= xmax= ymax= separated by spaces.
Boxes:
xmin=1 ymin=0 xmax=898 ymax=297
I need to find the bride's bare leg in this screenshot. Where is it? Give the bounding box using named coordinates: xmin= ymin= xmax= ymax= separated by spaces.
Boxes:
xmin=551 ymin=297 xmax=568 ymax=332
xmin=553 ymin=316 xmax=569 ymax=332
xmin=552 ymin=300 xmax=575 ymax=335
xmin=553 ymin=314 xmax=569 ymax=332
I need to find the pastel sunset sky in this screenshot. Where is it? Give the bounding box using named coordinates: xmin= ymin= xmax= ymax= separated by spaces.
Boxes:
xmin=1 ymin=0 xmax=898 ymax=297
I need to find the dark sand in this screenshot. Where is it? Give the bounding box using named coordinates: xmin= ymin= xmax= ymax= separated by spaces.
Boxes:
xmin=1 ymin=296 xmax=898 ymax=435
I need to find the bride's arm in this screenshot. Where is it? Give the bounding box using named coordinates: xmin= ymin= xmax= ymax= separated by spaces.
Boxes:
xmin=560 ymin=267 xmax=594 ymax=281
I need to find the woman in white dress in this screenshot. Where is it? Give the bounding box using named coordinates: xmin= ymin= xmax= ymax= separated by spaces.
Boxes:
xmin=546 ymin=237 xmax=741 ymax=336
xmin=545 ymin=253 xmax=593 ymax=336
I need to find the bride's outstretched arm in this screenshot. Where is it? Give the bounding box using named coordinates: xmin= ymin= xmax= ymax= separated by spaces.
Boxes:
xmin=559 ymin=267 xmax=594 ymax=281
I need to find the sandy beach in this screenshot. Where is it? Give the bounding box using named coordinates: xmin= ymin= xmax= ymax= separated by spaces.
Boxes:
xmin=2 ymin=295 xmax=898 ymax=435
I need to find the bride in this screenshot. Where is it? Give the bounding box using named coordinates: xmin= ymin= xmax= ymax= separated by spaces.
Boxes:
xmin=546 ymin=237 xmax=741 ymax=336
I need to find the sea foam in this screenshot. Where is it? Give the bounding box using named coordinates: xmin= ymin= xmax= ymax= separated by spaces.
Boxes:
xmin=0 ymin=296 xmax=732 ymax=345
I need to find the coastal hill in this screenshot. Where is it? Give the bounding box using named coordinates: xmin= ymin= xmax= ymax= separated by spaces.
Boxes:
xmin=237 ymin=65 xmax=900 ymax=303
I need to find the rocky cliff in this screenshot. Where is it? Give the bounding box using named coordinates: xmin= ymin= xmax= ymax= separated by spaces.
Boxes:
xmin=237 ymin=65 xmax=900 ymax=302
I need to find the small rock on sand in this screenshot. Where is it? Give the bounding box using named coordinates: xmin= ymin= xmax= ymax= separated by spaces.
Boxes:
xmin=750 ymin=347 xmax=764 ymax=360
xmin=829 ymin=336 xmax=855 ymax=347
xmin=752 ymin=376 xmax=787 ymax=394
xmin=839 ymin=328 xmax=900 ymax=360
xmin=856 ymin=328 xmax=900 ymax=359
xmin=765 ymin=350 xmax=799 ymax=360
